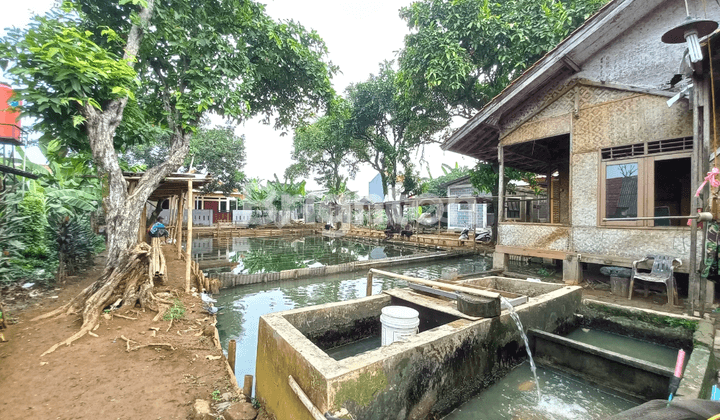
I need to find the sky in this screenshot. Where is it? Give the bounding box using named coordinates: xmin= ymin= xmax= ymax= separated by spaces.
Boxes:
xmin=1 ymin=0 xmax=476 ymax=196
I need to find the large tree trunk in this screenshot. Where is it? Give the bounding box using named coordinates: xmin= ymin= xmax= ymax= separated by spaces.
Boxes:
xmin=35 ymin=0 xmax=194 ymax=355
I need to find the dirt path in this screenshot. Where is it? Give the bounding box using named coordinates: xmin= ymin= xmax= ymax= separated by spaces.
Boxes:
xmin=0 ymin=245 xmax=245 ymax=420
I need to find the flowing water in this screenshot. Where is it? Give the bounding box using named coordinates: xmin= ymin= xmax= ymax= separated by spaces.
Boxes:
xmin=501 ymin=297 xmax=541 ymax=402
xmin=216 ymin=255 xmax=492 ymax=379
xmin=443 ymin=363 xmax=639 ymax=420
xmin=189 ymin=235 xmax=425 ymax=275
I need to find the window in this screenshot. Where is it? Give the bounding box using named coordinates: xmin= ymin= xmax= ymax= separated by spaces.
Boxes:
xmin=220 ymin=200 xmax=227 ymax=213
xmin=600 ymin=139 xmax=691 ymax=227
xmin=506 ymin=199 xmax=521 ymax=219
xmin=459 ymin=202 xmax=470 ymax=211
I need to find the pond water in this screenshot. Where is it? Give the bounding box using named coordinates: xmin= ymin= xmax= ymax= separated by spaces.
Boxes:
xmin=189 ymin=235 xmax=424 ymax=275
xmin=444 ymin=362 xmax=639 ymax=420
xmin=216 ymin=255 xmax=492 ymax=381
xmin=564 ymin=327 xmax=680 ymax=368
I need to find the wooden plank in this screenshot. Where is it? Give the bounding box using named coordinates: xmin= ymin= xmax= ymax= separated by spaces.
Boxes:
xmin=185 ymin=180 xmax=194 ymax=293
xmin=494 ymin=245 xmax=567 ymax=260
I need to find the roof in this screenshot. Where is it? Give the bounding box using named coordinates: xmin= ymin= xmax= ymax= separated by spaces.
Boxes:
xmin=442 ymin=0 xmax=674 ymax=163
xmin=122 ymin=172 xmax=212 ymax=201
xmin=440 ymin=175 xmax=472 ymax=189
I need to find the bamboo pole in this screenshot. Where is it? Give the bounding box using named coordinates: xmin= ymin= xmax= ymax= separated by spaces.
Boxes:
xmin=288 ymin=375 xmax=326 ymax=420
xmin=185 ymin=180 xmax=194 ymax=293
xmin=368 ymin=268 xmax=501 ymax=300
xmin=176 ymin=192 xmax=185 ymax=258
xmin=243 ymin=374 xmax=253 ymax=400
xmin=228 ymin=339 xmax=236 ymax=374
xmin=366 ymin=271 xmax=373 ymax=297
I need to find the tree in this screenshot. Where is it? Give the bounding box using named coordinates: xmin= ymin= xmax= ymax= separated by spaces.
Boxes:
xmin=1 ymin=0 xmax=335 ymax=352
xmin=469 ymin=163 xmax=539 ymax=241
xmin=347 ymin=61 xmax=449 ymax=202
xmin=398 ymin=0 xmax=608 ymax=118
xmin=423 ymin=163 xmax=471 ymax=197
xmin=286 ymin=99 xmax=358 ymax=195
xmin=398 ymin=0 xmax=606 ymax=236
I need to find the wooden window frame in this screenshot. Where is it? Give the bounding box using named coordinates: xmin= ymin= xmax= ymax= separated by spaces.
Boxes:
xmin=598 ymin=151 xmax=692 ymax=227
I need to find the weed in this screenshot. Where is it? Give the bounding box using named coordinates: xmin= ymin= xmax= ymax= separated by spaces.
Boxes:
xmin=537 ymin=267 xmax=553 ymax=277
xmin=211 ymin=390 xmax=222 ymax=401
xmin=251 ymin=397 xmax=261 ymax=409
xmin=163 ymin=299 xmax=186 ymax=321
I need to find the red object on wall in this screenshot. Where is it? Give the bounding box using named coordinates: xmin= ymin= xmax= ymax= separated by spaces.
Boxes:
xmin=0 ymin=84 xmax=21 ymax=143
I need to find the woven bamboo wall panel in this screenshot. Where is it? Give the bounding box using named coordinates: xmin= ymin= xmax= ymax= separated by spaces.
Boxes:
xmin=501 ymin=69 xmax=575 ymax=136
xmin=499 ymin=224 xmax=570 ymax=251
xmin=571 ymin=152 xmax=599 ymax=227
xmin=573 ymin=91 xmax=692 ymax=154
xmin=572 ymin=227 xmax=700 ymax=261
xmin=501 ymin=113 xmax=571 ymax=146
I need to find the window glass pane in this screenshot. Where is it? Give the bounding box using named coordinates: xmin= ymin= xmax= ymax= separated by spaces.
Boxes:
xmin=605 ymin=163 xmax=638 ymax=219
xmin=654 ymin=157 xmax=690 ymax=226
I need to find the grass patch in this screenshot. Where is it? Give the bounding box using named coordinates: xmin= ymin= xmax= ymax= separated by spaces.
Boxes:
xmin=163 ymin=299 xmax=186 ymax=321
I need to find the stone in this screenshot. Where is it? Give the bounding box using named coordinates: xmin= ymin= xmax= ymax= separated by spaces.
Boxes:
xmin=441 ymin=268 xmax=458 ymax=280
xmin=610 ymin=276 xmax=630 ymax=297
xmin=600 ymin=266 xmax=632 ymax=278
xmin=223 ymin=401 xmax=258 ymax=420
xmin=192 ymin=399 xmax=214 ymax=420
xmin=222 ymin=392 xmax=234 ymax=402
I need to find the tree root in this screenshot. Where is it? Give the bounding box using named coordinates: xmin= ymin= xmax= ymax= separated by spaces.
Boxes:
xmin=39 ymin=243 xmax=171 ymax=356
xmin=120 ymin=335 xmax=174 ymax=352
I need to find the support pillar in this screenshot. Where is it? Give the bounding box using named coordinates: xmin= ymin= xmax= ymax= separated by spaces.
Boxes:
xmin=185 ymin=180 xmax=194 ymax=293
xmin=563 ymin=254 xmax=583 ymax=285
xmin=492 ymin=252 xmax=508 ymax=271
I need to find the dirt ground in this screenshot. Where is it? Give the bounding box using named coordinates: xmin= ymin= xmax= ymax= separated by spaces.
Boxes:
xmin=0 ymin=245 xmax=245 ymax=420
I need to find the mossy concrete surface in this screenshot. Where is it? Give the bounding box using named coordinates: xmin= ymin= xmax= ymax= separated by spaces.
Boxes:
xmin=676 ymin=318 xmax=716 ymax=400
xmin=580 ymin=299 xmax=715 ymax=401
xmin=256 ymin=283 xmax=582 ymax=420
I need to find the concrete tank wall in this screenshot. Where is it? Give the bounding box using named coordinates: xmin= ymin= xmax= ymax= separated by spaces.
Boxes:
xmin=256 ymin=284 xmax=583 ymax=420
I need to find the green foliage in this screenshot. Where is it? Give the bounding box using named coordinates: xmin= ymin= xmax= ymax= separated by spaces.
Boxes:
xmin=287 ymin=99 xmax=358 ymax=195
xmin=19 ymin=190 xmax=49 ymax=258
xmin=1 ymin=0 xmax=337 ymax=152
xmin=398 ymin=0 xmax=609 ymax=117
xmin=469 ymin=162 xmax=539 ymax=195
xmin=423 ymin=163 xmax=471 ymax=197
xmin=163 ymin=299 xmax=186 ymax=321
xmin=347 ymin=61 xmax=449 ymax=199
xmin=123 ymin=123 xmax=247 ymax=195
xmin=211 ymin=390 xmax=222 ymax=402
xmin=187 ymin=125 xmax=246 ymax=195
xmin=0 ymin=191 xmax=30 ymax=284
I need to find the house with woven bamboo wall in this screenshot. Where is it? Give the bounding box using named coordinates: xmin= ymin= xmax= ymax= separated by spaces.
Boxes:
xmin=443 ymin=0 xmax=720 ymax=295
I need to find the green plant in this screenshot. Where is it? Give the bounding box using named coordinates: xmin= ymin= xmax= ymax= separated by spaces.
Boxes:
xmin=251 ymin=397 xmax=261 ymax=409
xmin=211 ymin=390 xmax=222 ymax=402
xmin=163 ymin=299 xmax=186 ymax=321
xmin=537 ymin=267 xmax=553 ymax=277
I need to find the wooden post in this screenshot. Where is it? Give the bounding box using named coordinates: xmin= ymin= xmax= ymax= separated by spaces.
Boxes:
xmin=366 ymin=271 xmax=373 ymax=296
xmin=176 ymin=192 xmax=185 ymax=258
xmin=185 ymin=180 xmax=194 ymax=293
xmin=498 ymin=145 xmax=505 ymax=222
xmin=228 ymin=339 xmax=236 ymax=374
xmin=243 ymin=375 xmax=253 ymax=400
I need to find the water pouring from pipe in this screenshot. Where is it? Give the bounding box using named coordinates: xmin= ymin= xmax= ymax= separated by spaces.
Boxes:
xmin=500 ymin=297 xmax=541 ymax=402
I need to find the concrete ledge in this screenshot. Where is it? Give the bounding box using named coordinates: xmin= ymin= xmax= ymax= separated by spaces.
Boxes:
xmin=530 ymin=329 xmax=673 ymax=400
xmin=213 ymin=249 xmax=477 ymax=290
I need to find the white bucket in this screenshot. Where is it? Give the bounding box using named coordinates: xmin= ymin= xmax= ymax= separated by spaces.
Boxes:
xmin=380 ymin=306 xmax=420 ymax=346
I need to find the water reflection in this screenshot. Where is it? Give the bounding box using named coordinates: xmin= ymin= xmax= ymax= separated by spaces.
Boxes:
xmin=216 ymin=256 xmax=491 ymax=380
xmin=189 ymin=236 xmax=421 ymax=275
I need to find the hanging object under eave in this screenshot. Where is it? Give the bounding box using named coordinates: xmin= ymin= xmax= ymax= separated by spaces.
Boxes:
xmin=661 ymin=0 xmax=718 ymax=63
